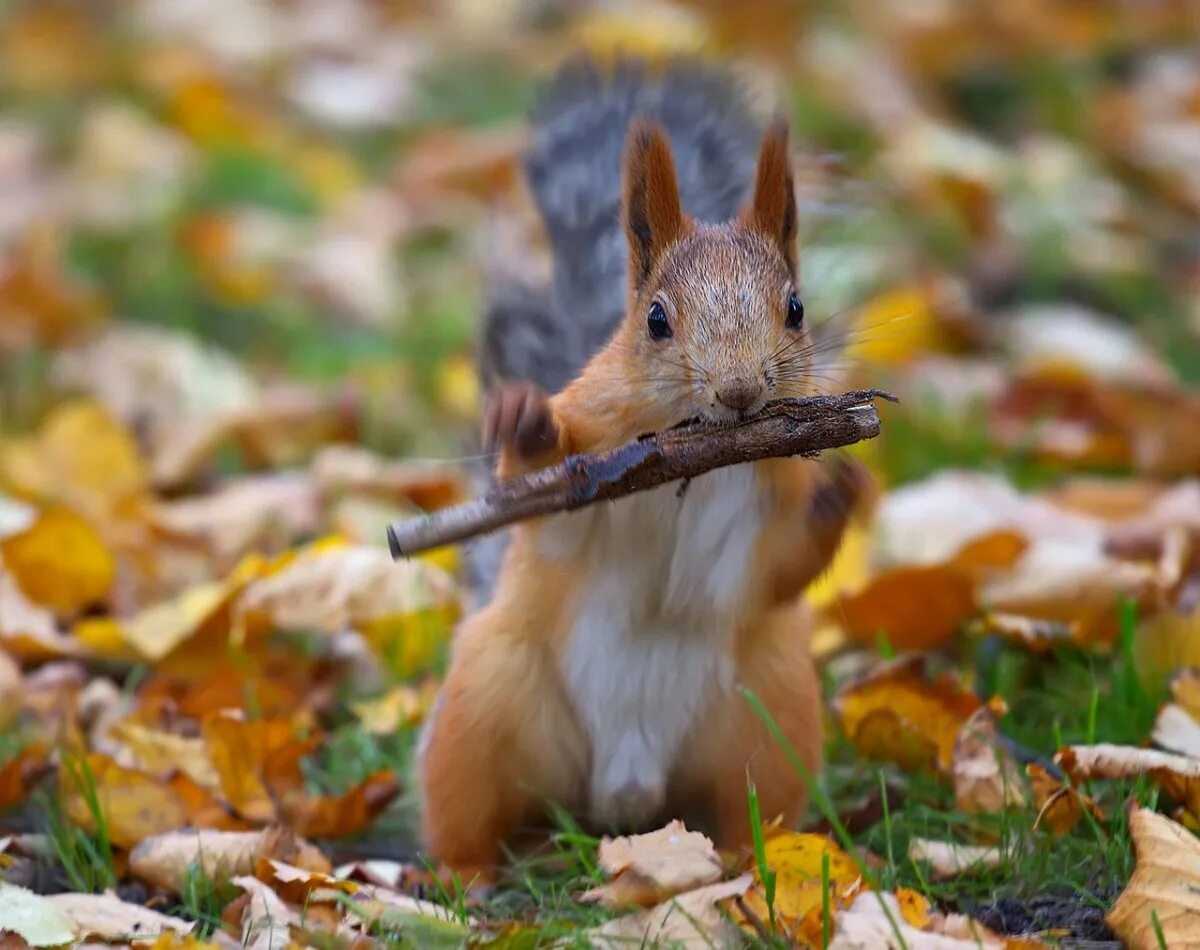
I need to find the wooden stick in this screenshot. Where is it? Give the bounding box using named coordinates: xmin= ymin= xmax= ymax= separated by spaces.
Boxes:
xmin=387 ymin=389 xmax=896 ymax=559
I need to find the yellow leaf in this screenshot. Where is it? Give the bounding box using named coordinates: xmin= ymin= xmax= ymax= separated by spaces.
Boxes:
xmin=1107 ymin=807 xmax=1200 ymax=950
xmin=62 ymin=755 xmax=189 ymax=850
xmin=0 ymin=400 xmax=148 ymax=525
xmin=351 ymin=681 xmax=440 ymax=734
xmin=738 ymin=829 xmax=863 ymax=937
xmin=572 ymin=4 xmax=710 ymax=61
xmin=201 ymin=713 xmax=299 ymax=823
xmin=1 ymin=508 xmax=114 ymax=615
xmin=845 ymin=286 xmax=944 ymax=366
xmin=433 ymin=355 xmax=481 ymax=422
xmin=110 ymin=720 xmax=222 ymax=794
xmin=834 ymin=657 xmax=982 ymax=774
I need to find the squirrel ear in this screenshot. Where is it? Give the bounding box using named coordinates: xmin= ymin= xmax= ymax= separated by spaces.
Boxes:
xmin=623 ymin=118 xmax=685 ymax=293
xmin=745 ymin=117 xmax=798 ymax=275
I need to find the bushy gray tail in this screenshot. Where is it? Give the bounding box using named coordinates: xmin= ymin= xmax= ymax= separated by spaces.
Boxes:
xmin=467 ymin=56 xmax=763 ymax=603
xmin=479 ymin=55 xmax=763 ymax=393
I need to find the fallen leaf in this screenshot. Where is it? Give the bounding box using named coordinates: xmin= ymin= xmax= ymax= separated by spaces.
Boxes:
xmin=0 ymin=400 xmax=148 ymax=527
xmin=1107 ymin=807 xmax=1200 ymax=950
xmin=44 ymin=892 xmax=193 ymax=941
xmin=129 ymin=830 xmax=268 ymax=893
xmin=581 ymin=820 xmax=723 ymax=909
xmin=61 ymin=754 xmax=189 ymax=850
xmin=262 ymin=860 xmax=353 ymax=906
xmin=1058 ymin=744 xmax=1200 ymax=822
xmin=311 ymin=445 xmax=466 ymax=511
xmin=906 ymin=839 xmax=1005 ymax=880
xmin=589 ymin=874 xmax=751 ymax=949
xmin=831 ymin=564 xmax=977 ymax=651
xmin=0 ymin=565 xmax=78 ymax=662
xmin=0 ymin=884 xmax=78 ymax=947
xmin=350 ymin=681 xmax=440 ymax=733
xmin=1027 ymin=764 xmax=1105 ymax=835
xmin=232 ymin=876 xmax=299 ymax=950
xmin=830 ymin=890 xmax=1009 ymax=948
xmin=834 ymin=657 xmax=983 ymax=773
xmin=1153 ymin=703 xmax=1200 ymax=758
xmin=109 ymin=720 xmax=222 ymax=794
xmin=236 ymin=542 xmax=459 ymax=677
xmin=968 ymin=612 xmax=1080 ymax=653
xmin=201 ymin=713 xmax=299 ymax=823
xmin=952 ymin=703 xmax=1026 ymax=814
xmin=0 ymin=508 xmax=114 ymax=616
xmin=738 ymin=828 xmax=865 ymax=938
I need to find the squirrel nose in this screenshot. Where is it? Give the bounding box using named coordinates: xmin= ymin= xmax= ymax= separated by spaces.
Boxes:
xmin=715 ymin=378 xmax=764 ymax=412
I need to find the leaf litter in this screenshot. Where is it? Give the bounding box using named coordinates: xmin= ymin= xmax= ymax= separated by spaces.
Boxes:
xmin=2 ymin=0 xmax=1200 ymax=948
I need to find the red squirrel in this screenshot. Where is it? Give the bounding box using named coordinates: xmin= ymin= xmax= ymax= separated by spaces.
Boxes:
xmin=418 ymin=58 xmax=866 ymax=883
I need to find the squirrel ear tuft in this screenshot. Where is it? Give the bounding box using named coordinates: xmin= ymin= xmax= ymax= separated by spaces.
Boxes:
xmin=622 ymin=118 xmax=685 ymax=294
xmin=745 ymin=117 xmax=798 ymax=275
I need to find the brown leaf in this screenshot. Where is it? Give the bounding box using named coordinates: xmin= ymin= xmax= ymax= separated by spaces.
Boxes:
xmin=1057 ymin=744 xmax=1200 ymax=823
xmin=311 ymin=445 xmax=466 ymax=512
xmin=1107 ymin=807 xmax=1200 ymax=950
xmin=127 ymin=829 xmax=266 ymax=893
xmin=952 ymin=703 xmax=1026 ymax=814
xmin=969 ymin=612 xmax=1079 ymax=653
xmin=1027 ymin=764 xmax=1104 ymax=836
xmin=580 ymin=820 xmax=723 ymax=909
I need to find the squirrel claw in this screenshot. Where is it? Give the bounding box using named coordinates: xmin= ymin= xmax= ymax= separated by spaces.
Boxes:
xmin=484 ymin=381 xmax=559 ymax=459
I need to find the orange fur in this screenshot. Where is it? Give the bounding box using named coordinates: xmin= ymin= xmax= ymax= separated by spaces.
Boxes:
xmin=420 ymin=118 xmax=860 ymax=881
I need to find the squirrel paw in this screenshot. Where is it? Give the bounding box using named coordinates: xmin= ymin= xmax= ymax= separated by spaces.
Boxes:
xmin=483 ymin=381 xmax=559 ymax=459
xmin=810 ymin=456 xmax=872 ymax=530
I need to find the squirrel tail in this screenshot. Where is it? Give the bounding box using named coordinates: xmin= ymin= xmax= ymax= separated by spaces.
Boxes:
xmin=478 ymin=55 xmax=764 ymax=394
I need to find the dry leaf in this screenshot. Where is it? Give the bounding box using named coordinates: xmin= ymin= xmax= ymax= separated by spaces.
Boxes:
xmin=311 ymin=445 xmax=465 ymax=511
xmin=952 ymin=703 xmax=1026 ymax=814
xmin=201 ymin=713 xmax=299 ymax=823
xmin=1027 ymin=764 xmax=1105 ymax=836
xmin=61 ymin=755 xmax=189 ymax=850
xmin=0 ymin=508 xmax=114 ymax=616
xmin=969 ymin=612 xmax=1079 ymax=652
xmin=44 ymin=892 xmax=193 ymax=941
xmin=1058 ymin=744 xmax=1200 ymax=822
xmin=0 ymin=884 xmax=78 ymax=948
xmin=0 ymin=567 xmax=77 ymax=662
xmin=906 ymin=839 xmax=1005 ymax=880
xmin=581 ymin=820 xmax=723 ymax=909
xmin=830 ymin=890 xmax=1009 ymax=948
xmin=1152 ymin=703 xmax=1200 ymax=758
xmin=834 ymin=657 xmax=982 ymax=773
xmin=589 ymin=874 xmax=751 ymax=949
xmin=109 ymin=720 xmax=222 ymax=794
xmin=1107 ymin=807 xmax=1200 ymax=950
xmin=832 ymin=564 xmax=977 ymax=651
xmin=737 ymin=829 xmax=865 ymax=938
xmin=129 ymin=829 xmax=266 ymax=892
xmin=232 ymin=875 xmax=299 ymax=950
xmin=350 ymin=681 xmax=440 ymax=733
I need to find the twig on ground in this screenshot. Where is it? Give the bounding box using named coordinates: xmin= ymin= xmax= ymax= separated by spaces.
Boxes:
xmin=387 ymin=389 xmax=896 ymax=559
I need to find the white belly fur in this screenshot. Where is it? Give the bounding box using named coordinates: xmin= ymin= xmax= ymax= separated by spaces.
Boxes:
xmin=545 ymin=464 xmax=765 ymax=828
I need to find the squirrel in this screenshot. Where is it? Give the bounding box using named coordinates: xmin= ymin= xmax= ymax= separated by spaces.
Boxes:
xmin=418 ymin=57 xmax=868 ymax=884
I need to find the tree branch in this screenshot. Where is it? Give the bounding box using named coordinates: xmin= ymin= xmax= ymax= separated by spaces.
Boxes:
xmin=387 ymin=389 xmax=896 ymax=559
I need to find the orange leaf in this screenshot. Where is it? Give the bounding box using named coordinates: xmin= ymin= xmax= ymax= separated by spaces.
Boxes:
xmin=833 ymin=565 xmax=977 ymax=651
xmin=201 ymin=714 xmax=300 ymax=823
xmin=834 ymin=657 xmax=982 ymax=774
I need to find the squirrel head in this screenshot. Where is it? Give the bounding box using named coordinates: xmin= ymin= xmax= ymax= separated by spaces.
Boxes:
xmin=615 ymin=117 xmax=809 ymax=426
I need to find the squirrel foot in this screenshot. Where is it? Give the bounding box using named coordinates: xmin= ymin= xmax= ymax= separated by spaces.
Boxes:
xmin=483 ymin=381 xmax=560 ymax=459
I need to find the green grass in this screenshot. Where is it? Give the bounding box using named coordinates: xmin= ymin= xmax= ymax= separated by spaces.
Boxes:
xmin=176 ymin=863 xmax=239 ymax=940
xmin=43 ymin=753 xmax=118 ymax=894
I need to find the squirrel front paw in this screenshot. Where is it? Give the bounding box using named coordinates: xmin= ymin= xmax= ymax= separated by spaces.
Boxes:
xmin=483 ymin=381 xmax=560 ymax=460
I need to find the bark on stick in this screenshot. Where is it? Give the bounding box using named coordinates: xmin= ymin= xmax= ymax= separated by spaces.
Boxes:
xmin=387 ymin=389 xmax=895 ymax=559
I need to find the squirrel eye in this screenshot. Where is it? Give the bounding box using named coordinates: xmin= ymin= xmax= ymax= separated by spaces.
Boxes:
xmin=786 ymin=291 xmax=805 ymax=330
xmin=647 ymin=300 xmax=672 ymax=340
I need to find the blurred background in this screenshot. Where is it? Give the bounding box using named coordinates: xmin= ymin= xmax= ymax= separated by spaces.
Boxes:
xmin=2 ymin=0 xmax=1200 ymax=902
xmin=3 ymin=0 xmax=1198 ymax=462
